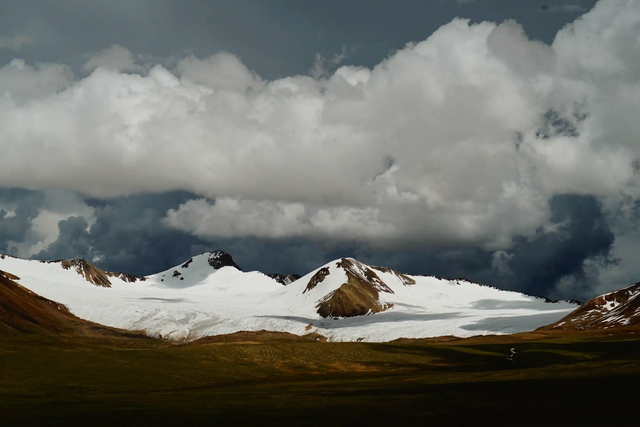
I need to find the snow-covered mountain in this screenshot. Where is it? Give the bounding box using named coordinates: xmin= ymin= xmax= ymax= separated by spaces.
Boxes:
xmin=0 ymin=251 xmax=578 ymax=342
xmin=544 ymin=283 xmax=640 ymax=331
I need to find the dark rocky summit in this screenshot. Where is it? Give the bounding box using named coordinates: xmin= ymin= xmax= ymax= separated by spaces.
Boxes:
xmin=206 ymin=250 xmax=242 ymax=271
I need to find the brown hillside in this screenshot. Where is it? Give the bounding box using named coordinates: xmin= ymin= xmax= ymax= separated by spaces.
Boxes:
xmin=543 ymin=283 xmax=640 ymax=331
xmin=315 ymin=259 xmax=395 ymax=318
xmin=0 ymin=269 xmax=151 ymax=341
xmin=0 ymin=269 xmax=76 ymax=334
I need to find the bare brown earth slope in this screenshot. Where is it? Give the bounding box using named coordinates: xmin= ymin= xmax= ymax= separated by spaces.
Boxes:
xmin=312 ymin=258 xmax=414 ymax=318
xmin=543 ymin=283 xmax=640 ymax=331
xmin=0 ymin=269 xmax=150 ymax=341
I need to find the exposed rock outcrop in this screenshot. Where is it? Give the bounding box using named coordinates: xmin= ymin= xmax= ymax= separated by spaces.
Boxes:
xmin=57 ymin=259 xmax=113 ymax=287
xmin=315 ymin=259 xmax=396 ymax=319
xmin=305 ymin=267 xmax=330 ymax=293
xmin=207 ymin=250 xmax=242 ymax=271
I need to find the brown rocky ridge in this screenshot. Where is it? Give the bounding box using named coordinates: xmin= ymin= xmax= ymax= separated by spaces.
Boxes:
xmin=312 ymin=258 xmax=413 ymax=319
xmin=304 ymin=267 xmax=330 ymax=293
xmin=543 ymin=283 xmax=640 ymax=330
xmin=41 ymin=258 xmax=146 ymax=287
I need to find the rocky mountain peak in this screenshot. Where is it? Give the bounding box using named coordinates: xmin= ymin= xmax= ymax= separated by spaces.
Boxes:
xmin=306 ymin=258 xmax=417 ymax=319
xmin=207 ymin=250 xmax=242 ymax=271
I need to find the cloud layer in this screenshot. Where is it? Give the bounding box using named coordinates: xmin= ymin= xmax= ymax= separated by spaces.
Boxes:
xmin=0 ymin=1 xmax=639 ymax=288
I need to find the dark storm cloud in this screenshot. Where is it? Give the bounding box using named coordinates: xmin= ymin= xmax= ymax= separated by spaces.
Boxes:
xmin=0 ymin=0 xmax=597 ymax=79
xmin=352 ymin=195 xmax=614 ymax=302
xmin=502 ymin=195 xmax=614 ymax=298
xmin=0 ymin=187 xmax=616 ymax=301
xmin=34 ymin=191 xmax=210 ymax=276
xmin=34 ymin=216 xmax=95 ymax=261
xmin=29 ymin=190 xmax=333 ymax=278
xmin=540 ymin=4 xmax=589 ymax=13
xmin=0 ymin=185 xmax=342 ymax=278
xmin=0 ymin=188 xmax=43 ymax=254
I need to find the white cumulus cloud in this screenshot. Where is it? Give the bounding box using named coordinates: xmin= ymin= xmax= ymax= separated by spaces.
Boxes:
xmin=0 ymin=0 xmax=639 ymax=251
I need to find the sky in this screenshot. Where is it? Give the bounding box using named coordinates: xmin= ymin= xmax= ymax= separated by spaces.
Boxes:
xmin=1 ymin=0 xmax=639 ymax=302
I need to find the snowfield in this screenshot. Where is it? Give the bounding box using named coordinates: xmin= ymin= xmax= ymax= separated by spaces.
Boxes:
xmin=0 ymin=253 xmax=578 ymax=342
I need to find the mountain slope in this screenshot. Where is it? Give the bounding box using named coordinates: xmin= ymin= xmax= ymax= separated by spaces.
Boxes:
xmin=300 ymin=258 xmax=400 ymax=318
xmin=544 ymin=283 xmax=640 ymax=330
xmin=0 ymin=269 xmax=148 ymax=341
xmin=0 ymin=252 xmax=578 ymax=342
xmin=271 ymin=257 xmax=577 ymax=340
xmin=40 ymin=258 xmax=147 ymax=287
xmin=0 ymin=269 xmax=73 ymax=334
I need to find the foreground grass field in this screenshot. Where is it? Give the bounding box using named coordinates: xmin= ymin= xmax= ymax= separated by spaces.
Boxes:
xmin=1 ymin=329 xmax=640 ymax=426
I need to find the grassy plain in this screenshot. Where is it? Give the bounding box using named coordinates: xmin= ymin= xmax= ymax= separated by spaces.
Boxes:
xmin=1 ymin=329 xmax=640 ymax=426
